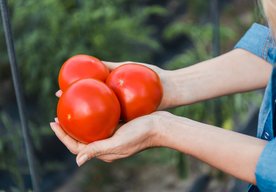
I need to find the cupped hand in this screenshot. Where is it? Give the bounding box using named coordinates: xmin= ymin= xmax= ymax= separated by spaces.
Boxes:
xmin=52 ymin=60 xmax=177 ymax=166
xmin=50 ymin=111 xmax=168 ymax=166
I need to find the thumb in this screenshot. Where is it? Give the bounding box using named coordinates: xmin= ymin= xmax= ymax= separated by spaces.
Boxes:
xmin=102 ymin=61 xmax=129 ymax=70
xmin=55 ymin=90 xmax=63 ymax=97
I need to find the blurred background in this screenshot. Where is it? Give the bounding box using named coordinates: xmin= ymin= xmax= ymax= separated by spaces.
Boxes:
xmin=0 ymin=0 xmax=266 ymax=191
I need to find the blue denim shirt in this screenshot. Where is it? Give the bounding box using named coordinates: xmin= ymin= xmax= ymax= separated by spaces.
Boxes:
xmin=235 ymin=23 xmax=276 ymax=192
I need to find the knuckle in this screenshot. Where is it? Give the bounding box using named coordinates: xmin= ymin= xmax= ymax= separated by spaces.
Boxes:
xmin=88 ymin=143 xmax=102 ymax=157
xmin=67 ymin=147 xmax=78 ymax=155
xmin=102 ymin=158 xmax=113 ymax=163
xmin=153 ymin=111 xmax=170 ymax=117
xmin=123 ymin=61 xmax=133 ymax=64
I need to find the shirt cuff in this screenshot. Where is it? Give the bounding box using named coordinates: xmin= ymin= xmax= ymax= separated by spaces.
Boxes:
xmin=234 ymin=23 xmax=271 ymax=60
xmin=255 ymin=138 xmax=276 ymax=191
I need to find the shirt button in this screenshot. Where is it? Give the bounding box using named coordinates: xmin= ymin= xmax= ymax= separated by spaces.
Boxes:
xmin=264 ymin=132 xmax=270 ymax=139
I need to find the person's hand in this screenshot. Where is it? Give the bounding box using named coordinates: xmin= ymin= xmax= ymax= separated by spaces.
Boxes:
xmin=56 ymin=61 xmax=175 ymax=110
xmin=50 ymin=111 xmax=169 ymax=166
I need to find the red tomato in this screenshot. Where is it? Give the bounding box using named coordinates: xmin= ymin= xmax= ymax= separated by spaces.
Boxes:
xmin=57 ymin=79 xmax=120 ymax=144
xmin=106 ymin=64 xmax=163 ymax=122
xmin=58 ymin=55 xmax=109 ymax=91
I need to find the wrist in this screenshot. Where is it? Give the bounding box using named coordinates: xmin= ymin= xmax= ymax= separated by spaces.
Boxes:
xmin=151 ymin=111 xmax=177 ymax=147
xmin=151 ymin=112 xmax=194 ymax=155
xmin=158 ymin=70 xmax=179 ymax=109
xmin=159 ymin=67 xmax=197 ymax=109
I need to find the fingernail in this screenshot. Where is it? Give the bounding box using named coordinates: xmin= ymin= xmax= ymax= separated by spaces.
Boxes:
xmin=50 ymin=122 xmax=57 ymax=132
xmin=77 ymin=154 xmax=88 ymax=167
xmin=54 ymin=118 xmax=59 ymax=123
xmin=55 ymin=90 xmax=62 ymax=97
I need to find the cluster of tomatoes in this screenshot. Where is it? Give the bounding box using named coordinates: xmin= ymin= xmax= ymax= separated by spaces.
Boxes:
xmin=57 ymin=55 xmax=163 ymax=144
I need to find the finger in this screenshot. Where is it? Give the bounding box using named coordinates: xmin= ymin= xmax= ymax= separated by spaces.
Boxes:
xmin=50 ymin=122 xmax=81 ymax=154
xmin=96 ymin=153 xmax=127 ymax=163
xmin=54 ymin=117 xmax=59 ymax=123
xmin=97 ymin=156 xmax=113 ymax=163
xmin=76 ymin=139 xmax=113 ymax=166
xmin=102 ymin=61 xmax=159 ymax=75
xmin=102 ymin=61 xmax=126 ymax=70
xmin=55 ymin=90 xmax=63 ymax=97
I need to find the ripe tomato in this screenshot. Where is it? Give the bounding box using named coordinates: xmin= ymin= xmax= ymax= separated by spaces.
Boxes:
xmin=57 ymin=79 xmax=120 ymax=144
xmin=106 ymin=64 xmax=163 ymax=122
xmin=58 ymin=55 xmax=109 ymax=91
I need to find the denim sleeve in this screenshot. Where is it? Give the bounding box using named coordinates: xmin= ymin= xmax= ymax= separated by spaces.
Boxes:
xmin=255 ymin=138 xmax=276 ymax=191
xmin=234 ymin=23 xmax=276 ymax=64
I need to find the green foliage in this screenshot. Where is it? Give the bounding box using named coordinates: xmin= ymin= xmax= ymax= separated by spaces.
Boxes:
xmin=0 ymin=113 xmax=25 ymax=191
xmin=163 ymin=21 xmax=236 ymax=69
xmin=186 ymin=0 xmax=209 ymax=16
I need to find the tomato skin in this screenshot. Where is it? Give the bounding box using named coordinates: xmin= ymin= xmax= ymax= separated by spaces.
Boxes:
xmin=58 ymin=55 xmax=109 ymax=91
xmin=106 ymin=64 xmax=163 ymax=122
xmin=57 ymin=79 xmax=120 ymax=144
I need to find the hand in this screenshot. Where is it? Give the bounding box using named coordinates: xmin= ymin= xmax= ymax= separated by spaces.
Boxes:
xmin=56 ymin=61 xmax=176 ymax=110
xmin=50 ymin=111 xmax=168 ymax=166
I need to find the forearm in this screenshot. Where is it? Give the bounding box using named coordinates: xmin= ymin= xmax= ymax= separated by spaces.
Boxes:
xmin=163 ymin=49 xmax=272 ymax=108
xmin=156 ymin=112 xmax=267 ymax=184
